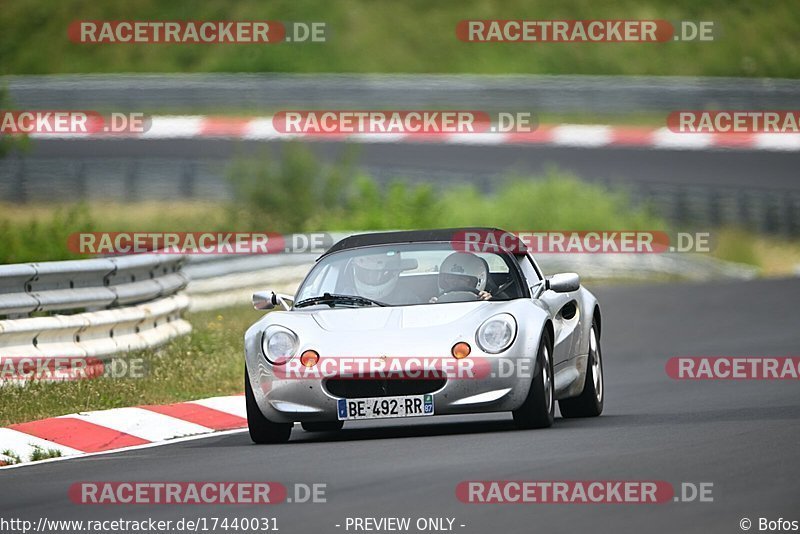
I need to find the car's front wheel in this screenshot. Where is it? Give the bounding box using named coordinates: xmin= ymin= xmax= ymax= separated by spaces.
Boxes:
xmin=245 ymin=369 xmax=292 ymax=444
xmin=512 ymin=329 xmax=554 ymax=429
xmin=559 ymin=321 xmax=604 ymax=418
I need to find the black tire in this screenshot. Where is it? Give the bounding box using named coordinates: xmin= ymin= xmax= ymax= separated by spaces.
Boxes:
xmin=245 ymin=368 xmax=292 ymax=444
xmin=301 ymin=421 xmax=344 ymax=432
xmin=559 ymin=321 xmax=604 ymax=418
xmin=513 ymin=329 xmax=554 ymax=429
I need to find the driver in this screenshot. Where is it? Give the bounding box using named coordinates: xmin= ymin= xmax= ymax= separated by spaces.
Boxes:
xmin=352 ymin=251 xmax=416 ymax=304
xmin=430 ymin=252 xmax=492 ymax=302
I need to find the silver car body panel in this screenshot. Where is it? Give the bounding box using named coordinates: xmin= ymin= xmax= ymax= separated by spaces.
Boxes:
xmin=245 ymin=247 xmax=599 ymax=424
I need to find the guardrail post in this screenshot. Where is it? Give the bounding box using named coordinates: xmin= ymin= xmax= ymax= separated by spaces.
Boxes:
xmin=124 ymin=160 xmax=138 ymax=201
xmin=763 ymin=194 xmax=780 ymax=234
xmin=74 ymin=160 xmax=87 ymax=200
xmin=783 ymin=194 xmax=797 ymax=236
xmin=672 ymin=190 xmax=688 ymax=227
xmin=14 ymin=154 xmax=27 ymax=203
xmin=180 ymin=160 xmax=196 ymax=198
xmin=737 ymin=191 xmax=751 ymax=231
xmin=707 ymin=189 xmax=721 ymax=228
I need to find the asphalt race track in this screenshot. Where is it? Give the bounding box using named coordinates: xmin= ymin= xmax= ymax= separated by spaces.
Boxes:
xmin=25 ymin=138 xmax=800 ymax=191
xmin=2 ymin=277 xmax=798 ymax=534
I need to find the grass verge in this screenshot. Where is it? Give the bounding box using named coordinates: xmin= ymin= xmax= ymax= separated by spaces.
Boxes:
xmin=0 ymin=150 xmax=666 ymax=263
xmin=711 ymin=228 xmax=800 ymax=276
xmin=1 ymin=1 xmax=798 ymax=77
xmin=0 ymin=306 xmax=253 ymax=427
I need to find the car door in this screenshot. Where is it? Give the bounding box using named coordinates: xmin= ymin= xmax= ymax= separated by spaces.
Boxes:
xmin=520 ymin=254 xmax=582 ymax=367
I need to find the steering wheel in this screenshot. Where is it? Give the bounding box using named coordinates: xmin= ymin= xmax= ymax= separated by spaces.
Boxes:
xmin=495 ymin=279 xmax=514 ymax=294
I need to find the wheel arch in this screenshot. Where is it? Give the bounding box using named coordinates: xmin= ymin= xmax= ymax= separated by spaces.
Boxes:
xmin=593 ymin=304 xmax=601 ymax=338
xmin=543 ymin=319 xmax=554 ymax=349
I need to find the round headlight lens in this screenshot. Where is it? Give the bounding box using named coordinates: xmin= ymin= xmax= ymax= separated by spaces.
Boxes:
xmin=262 ymin=327 xmax=298 ymax=365
xmin=476 ymin=314 xmax=517 ymax=354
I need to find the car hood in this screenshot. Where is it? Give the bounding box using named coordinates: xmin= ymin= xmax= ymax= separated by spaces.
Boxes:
xmin=246 ymin=299 xmax=549 ymax=358
xmin=309 ymin=302 xmax=487 ymax=332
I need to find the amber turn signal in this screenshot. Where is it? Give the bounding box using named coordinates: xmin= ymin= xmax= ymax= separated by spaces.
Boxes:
xmin=300 ymin=350 xmax=320 ymax=367
xmin=451 ymin=342 xmax=471 ymax=359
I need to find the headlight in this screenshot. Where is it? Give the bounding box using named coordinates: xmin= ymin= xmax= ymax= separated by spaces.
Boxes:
xmin=476 ymin=313 xmax=517 ymax=354
xmin=262 ymin=326 xmax=299 ymax=365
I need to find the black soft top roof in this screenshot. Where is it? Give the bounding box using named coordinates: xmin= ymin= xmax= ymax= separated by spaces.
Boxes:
xmin=319 ymin=228 xmax=527 ymax=259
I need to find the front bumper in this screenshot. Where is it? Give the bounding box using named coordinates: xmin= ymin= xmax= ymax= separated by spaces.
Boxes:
xmin=245 ymin=351 xmax=539 ymax=424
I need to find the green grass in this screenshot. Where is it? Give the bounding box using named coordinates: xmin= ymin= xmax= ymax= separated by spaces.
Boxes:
xmin=1 ymin=445 xmax=61 ymax=465
xmin=1 ymin=449 xmax=22 ymax=465
xmin=28 ymin=444 xmax=62 ymax=461
xmin=1 ymin=0 xmax=798 ymax=77
xmin=0 ymin=144 xmax=666 ymax=264
xmin=710 ymin=228 xmax=800 ymax=277
xmin=0 ymin=307 xmax=252 ymax=426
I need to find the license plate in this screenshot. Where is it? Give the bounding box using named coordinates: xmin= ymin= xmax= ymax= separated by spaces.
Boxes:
xmin=337 ymin=395 xmax=434 ymax=421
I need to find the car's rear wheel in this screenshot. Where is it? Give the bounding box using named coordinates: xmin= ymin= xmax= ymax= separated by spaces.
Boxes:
xmin=245 ymin=369 xmax=292 ymax=444
xmin=559 ymin=321 xmax=604 ymax=418
xmin=301 ymin=421 xmax=344 ymax=432
xmin=512 ymin=329 xmax=554 ymax=429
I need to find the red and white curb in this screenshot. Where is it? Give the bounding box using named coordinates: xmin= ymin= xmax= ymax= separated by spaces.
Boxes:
xmin=0 ymin=395 xmax=246 ymax=468
xmin=32 ymin=116 xmax=800 ymax=152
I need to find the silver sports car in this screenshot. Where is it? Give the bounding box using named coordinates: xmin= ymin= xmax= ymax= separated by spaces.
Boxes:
xmin=244 ymin=228 xmax=604 ymax=443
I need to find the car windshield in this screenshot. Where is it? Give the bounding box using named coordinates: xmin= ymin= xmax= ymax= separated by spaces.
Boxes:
xmin=295 ymin=242 xmax=526 ymax=307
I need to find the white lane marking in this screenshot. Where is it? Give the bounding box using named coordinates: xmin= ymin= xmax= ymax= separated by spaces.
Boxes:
xmin=753 ymin=133 xmax=800 ymax=151
xmin=0 ymin=428 xmax=83 ymax=458
xmin=243 ymin=118 xmax=292 ymax=140
xmin=0 ymin=428 xmax=248 ymax=471
xmin=141 ymin=115 xmax=204 ymax=139
xmin=651 ymin=127 xmax=713 ymax=149
xmin=550 ymin=125 xmax=613 ymax=147
xmin=24 ymin=115 xmax=800 ymax=151
xmin=189 ymin=395 xmax=247 ymax=418
xmin=63 ymin=407 xmax=213 ymax=442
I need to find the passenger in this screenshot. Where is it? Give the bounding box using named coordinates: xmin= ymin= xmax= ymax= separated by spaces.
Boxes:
xmin=352 ymin=252 xmax=419 ymax=305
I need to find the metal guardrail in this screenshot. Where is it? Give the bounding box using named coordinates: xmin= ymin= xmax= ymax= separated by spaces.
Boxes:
xmin=0 ymin=254 xmax=186 ymax=317
xmin=0 ymin=233 xmax=762 ymax=361
xmin=5 ymin=74 xmax=800 ymax=113
xmin=181 ymin=244 xmax=760 ymax=311
xmin=0 ymin=254 xmax=189 ymax=359
xmin=2 ymin=74 xmax=798 ymax=234
xmin=0 ymin=295 xmax=190 ymax=358
xmin=3 ymin=157 xmax=799 ymax=235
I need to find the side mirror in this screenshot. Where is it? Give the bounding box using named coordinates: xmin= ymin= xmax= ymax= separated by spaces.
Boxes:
xmin=546 ymin=273 xmax=580 ymax=293
xmin=252 ymin=291 xmax=294 ymax=311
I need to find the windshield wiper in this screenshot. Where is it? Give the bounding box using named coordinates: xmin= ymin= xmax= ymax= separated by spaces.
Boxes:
xmin=294 ymin=293 xmax=387 ymax=309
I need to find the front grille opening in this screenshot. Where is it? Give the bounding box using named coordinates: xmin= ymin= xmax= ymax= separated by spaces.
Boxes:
xmin=325 ymin=378 xmax=446 ymax=399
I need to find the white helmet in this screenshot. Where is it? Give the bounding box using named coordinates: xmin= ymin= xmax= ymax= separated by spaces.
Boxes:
xmin=439 ymin=252 xmax=488 ymax=293
xmin=352 ymin=252 xmax=402 ymax=300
